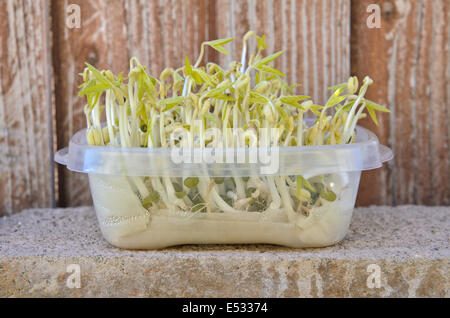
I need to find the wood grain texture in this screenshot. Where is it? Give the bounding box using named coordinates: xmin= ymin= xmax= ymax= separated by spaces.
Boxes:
xmin=215 ymin=0 xmax=351 ymax=105
xmin=352 ymin=0 xmax=450 ymax=206
xmin=123 ymin=0 xmax=214 ymax=76
xmin=52 ymin=0 xmax=129 ymax=207
xmin=0 ymin=0 xmax=54 ymax=215
xmin=52 ymin=0 xmax=213 ymax=206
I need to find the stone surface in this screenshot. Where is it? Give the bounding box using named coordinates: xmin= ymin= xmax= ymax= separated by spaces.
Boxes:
xmin=0 ymin=205 xmax=448 ymax=297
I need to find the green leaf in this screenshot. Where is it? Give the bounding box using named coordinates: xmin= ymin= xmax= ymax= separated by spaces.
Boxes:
xmin=79 ymin=83 xmax=110 ymax=96
xmin=185 ymin=56 xmax=193 ymax=75
xmin=296 ymin=175 xmax=315 ymax=193
xmin=309 ymin=105 xmax=324 ymax=116
xmin=340 ymin=101 xmax=355 ymax=112
xmin=205 ymin=81 xmax=233 ymax=98
xmin=367 ymin=105 xmax=379 ymax=126
xmin=85 ymin=63 xmax=113 ymax=87
xmin=255 ymin=64 xmax=286 ymax=77
xmin=364 ymin=99 xmax=391 ymax=112
xmin=161 ymin=96 xmax=184 ymax=105
xmin=325 ymin=94 xmax=348 ymax=107
xmin=279 ymin=95 xmax=311 ymax=109
xmin=191 ymin=70 xmax=204 ymax=85
xmin=249 ymin=91 xmax=270 ymax=104
xmin=256 ymin=34 xmax=267 ymax=51
xmin=161 ymin=96 xmax=184 ymax=112
xmin=328 ymin=82 xmax=347 ymax=91
xmin=276 ymin=105 xmax=288 ymax=120
xmin=204 ymin=37 xmax=234 ymax=56
xmin=206 ymin=37 xmax=234 ymax=47
xmin=210 ymin=45 xmax=231 ymax=56
xmin=253 ymin=51 xmax=284 ymax=68
xmin=280 ymin=95 xmax=311 ymax=104
xmin=174 ymin=72 xmax=184 ymax=82
xmin=117 ymin=72 xmax=126 ymax=83
xmin=140 ymin=70 xmax=158 ymax=98
xmin=197 ymin=69 xmax=215 ymax=86
xmin=213 ymin=94 xmax=236 ymax=101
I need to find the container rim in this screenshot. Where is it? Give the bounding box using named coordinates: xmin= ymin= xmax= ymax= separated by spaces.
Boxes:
xmin=55 ymin=125 xmax=393 ymax=177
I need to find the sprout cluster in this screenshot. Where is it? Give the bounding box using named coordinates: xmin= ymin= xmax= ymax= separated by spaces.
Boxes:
xmin=79 ymin=31 xmax=389 ymax=216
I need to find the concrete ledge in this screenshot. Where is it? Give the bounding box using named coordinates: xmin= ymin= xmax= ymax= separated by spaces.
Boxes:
xmin=0 ymin=206 xmax=448 ymax=297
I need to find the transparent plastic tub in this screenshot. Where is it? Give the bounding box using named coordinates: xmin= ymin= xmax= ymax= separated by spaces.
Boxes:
xmin=55 ymin=125 xmax=392 ymax=249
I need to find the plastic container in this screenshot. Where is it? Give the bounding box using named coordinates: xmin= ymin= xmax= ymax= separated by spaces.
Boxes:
xmin=55 ymin=125 xmax=393 ymax=249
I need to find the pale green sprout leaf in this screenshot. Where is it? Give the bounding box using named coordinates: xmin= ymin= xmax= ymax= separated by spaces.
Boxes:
xmin=249 ymin=91 xmax=270 ymax=104
xmin=256 ymin=34 xmax=267 ymax=51
xmin=79 ymin=83 xmax=110 ymax=96
xmin=161 ymin=96 xmax=185 ymax=112
xmin=325 ymin=94 xmax=349 ymax=107
xmin=191 ymin=70 xmax=204 ymax=85
xmin=205 ymin=81 xmax=233 ymax=98
xmin=296 ymin=175 xmax=315 ymax=193
xmin=276 ymin=105 xmax=288 ymax=120
xmin=255 ymin=64 xmax=286 ymax=77
xmin=253 ymin=51 xmax=284 ymax=68
xmin=280 ymin=95 xmax=311 ymax=109
xmin=117 ymin=72 xmax=126 ymax=83
xmin=205 ymin=112 xmax=218 ymax=124
xmin=133 ymin=66 xmax=157 ymax=98
xmin=197 ymin=69 xmax=214 ymax=86
xmin=213 ymin=94 xmax=236 ymax=101
xmin=340 ymin=101 xmax=355 ymax=112
xmin=174 ymin=72 xmax=184 ymax=82
xmin=78 ymin=80 xmax=95 ymax=96
xmin=161 ymin=96 xmax=185 ymax=105
xmin=204 ymin=38 xmax=234 ymax=55
xmin=280 ymin=96 xmax=311 ymax=104
xmin=85 ymin=63 xmax=114 ymax=88
xmin=310 ymin=105 xmax=324 ymax=116
xmin=328 ymin=82 xmax=347 ymax=91
xmin=206 ymin=37 xmax=234 ymax=47
xmin=367 ymin=105 xmax=379 ymax=126
xmin=210 ymin=45 xmax=231 ymax=56
xmin=364 ymin=99 xmax=391 ymax=113
xmin=185 ymin=56 xmax=193 ymax=75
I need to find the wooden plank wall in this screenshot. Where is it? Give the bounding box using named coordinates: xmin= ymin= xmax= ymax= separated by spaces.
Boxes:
xmin=0 ymin=0 xmax=448 ymax=214
xmin=0 ymin=0 xmax=54 ymax=215
xmin=352 ymin=0 xmax=449 ymax=206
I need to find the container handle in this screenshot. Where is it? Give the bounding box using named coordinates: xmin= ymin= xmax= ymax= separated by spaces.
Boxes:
xmin=54 ymin=147 xmax=69 ymax=166
xmin=379 ymin=144 xmax=393 ymax=163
